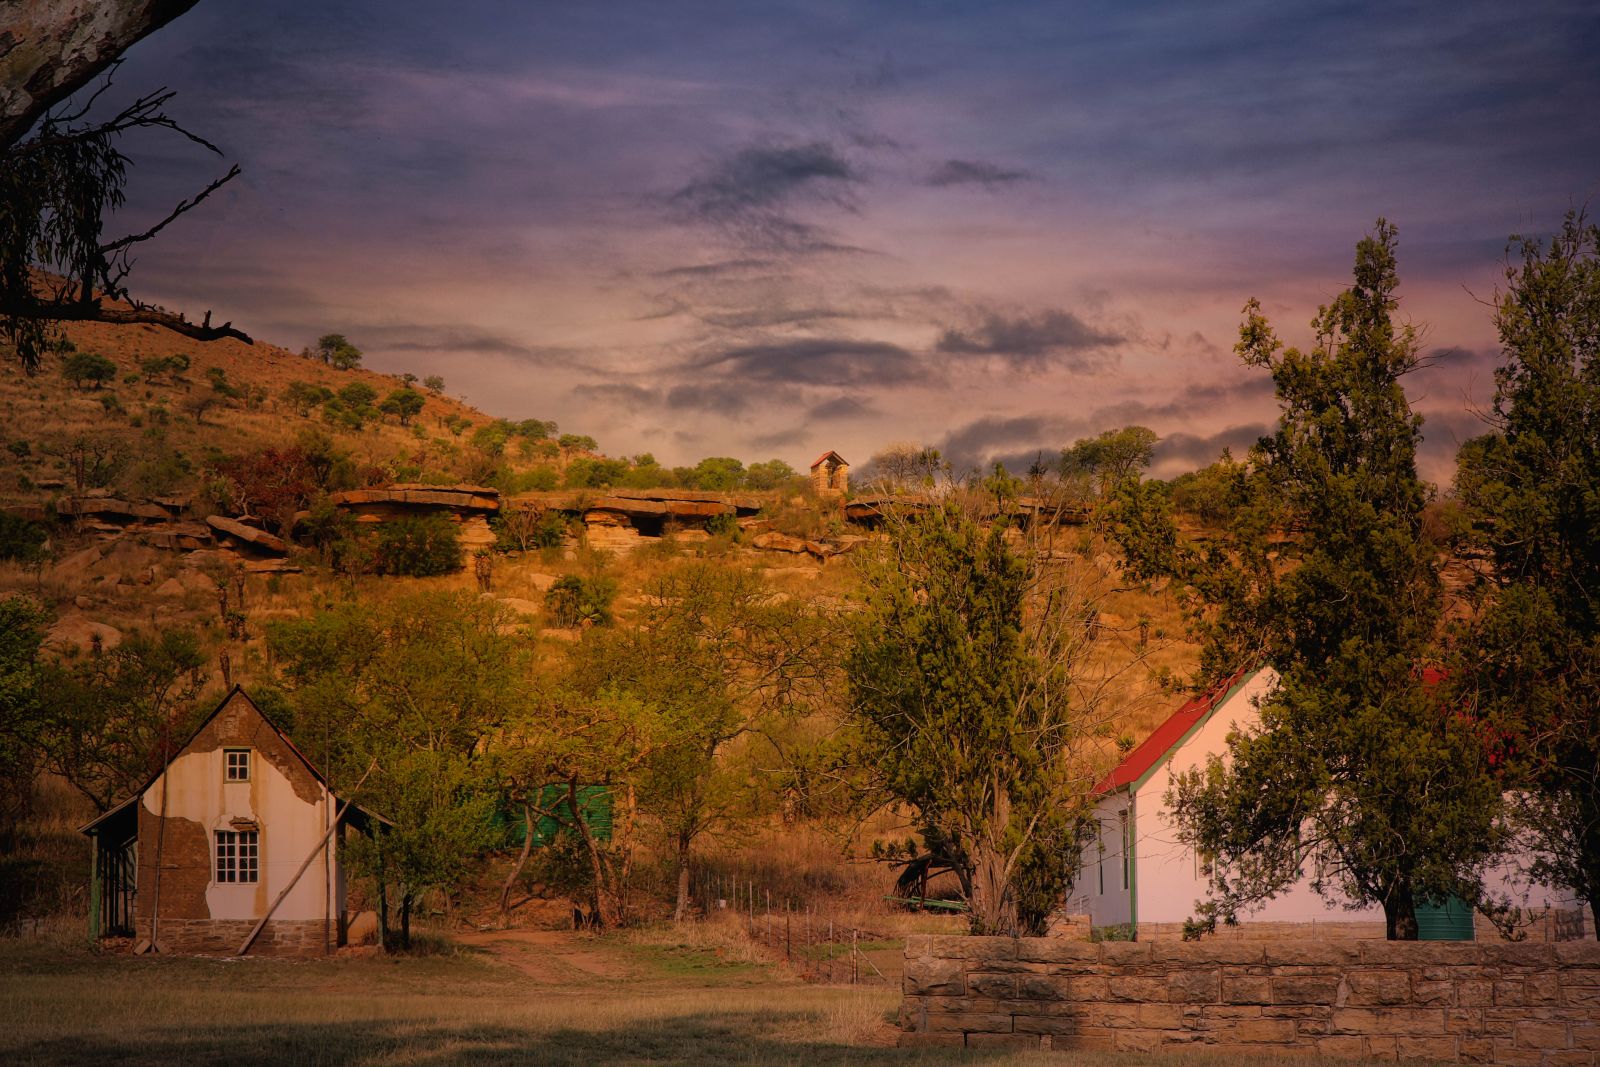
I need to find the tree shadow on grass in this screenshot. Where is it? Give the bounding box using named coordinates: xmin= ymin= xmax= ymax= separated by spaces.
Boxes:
xmin=9 ymin=1013 xmax=998 ymax=1067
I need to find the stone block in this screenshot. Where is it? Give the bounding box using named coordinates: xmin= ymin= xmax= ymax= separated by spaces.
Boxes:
xmin=1516 ymin=1021 xmax=1571 ymax=1050
xmin=1169 ymin=969 xmax=1221 ymax=1003
xmin=1482 ymin=942 xmax=1557 ymax=969
xmin=1263 ymin=941 xmax=1363 ymax=967
xmin=903 ymin=935 xmax=931 ymax=958
xmin=1458 ymin=980 xmax=1495 ymax=1007
xmin=1223 ymin=974 xmax=1273 ymax=1004
xmin=1014 ymin=1015 xmax=1082 ymax=1036
xmin=929 ymin=934 xmax=1015 ymax=960
xmin=1491 ymin=1037 xmax=1551 ymax=1066
xmin=967 ymin=972 xmax=1017 ymax=998
xmin=1346 ymin=969 xmax=1412 ymax=1005
xmin=1496 ymin=979 xmax=1526 ymax=1006
xmin=1361 ymin=941 xmax=1479 ymax=968
xmin=1272 ymin=975 xmax=1341 ymax=1005
xmin=1412 ymin=980 xmax=1454 ymax=1006
xmin=1316 ymin=1035 xmax=1367 ymax=1059
xmin=1098 ymin=941 xmax=1152 ymax=968
xmin=924 ymin=1012 xmax=1013 ymax=1034
xmin=1108 ymin=976 xmax=1171 ymax=1002
xmin=1394 ymin=1035 xmax=1459 ymax=1062
xmin=1152 ymin=941 xmax=1265 ymax=966
xmin=1113 ymin=1028 xmax=1165 ymax=1052
xmin=1458 ymin=1036 xmax=1494 ymax=1062
xmin=1330 ymin=1007 xmax=1447 ymax=1036
xmin=1556 ymin=944 xmax=1600 ymax=966
xmin=904 ymin=958 xmax=965 ymax=996
xmin=1543 ymin=1052 xmax=1599 ymax=1067
xmin=1232 ymin=1018 xmax=1297 ymax=1043
xmin=1016 ymin=939 xmax=1099 ymax=964
xmin=1573 ymin=1025 xmax=1600 ymax=1051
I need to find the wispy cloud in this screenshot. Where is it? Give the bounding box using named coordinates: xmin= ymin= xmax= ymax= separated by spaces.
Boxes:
xmin=926 ymin=159 xmax=1035 ymax=187
xmin=936 ymin=309 xmax=1122 ymax=369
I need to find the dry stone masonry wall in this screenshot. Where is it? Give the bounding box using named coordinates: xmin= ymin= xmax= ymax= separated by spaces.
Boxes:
xmin=900 ymin=934 xmax=1600 ymax=1063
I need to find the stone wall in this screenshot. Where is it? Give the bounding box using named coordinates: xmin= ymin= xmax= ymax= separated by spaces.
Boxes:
xmin=900 ymin=934 xmax=1600 ymax=1062
xmin=136 ymin=917 xmax=328 ymax=956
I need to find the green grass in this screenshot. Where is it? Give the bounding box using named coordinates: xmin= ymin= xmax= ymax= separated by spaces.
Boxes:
xmin=0 ymin=935 xmax=1371 ymax=1066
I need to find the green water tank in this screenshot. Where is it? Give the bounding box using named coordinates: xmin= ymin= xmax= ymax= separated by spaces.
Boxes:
xmin=1415 ymin=896 xmax=1475 ymax=941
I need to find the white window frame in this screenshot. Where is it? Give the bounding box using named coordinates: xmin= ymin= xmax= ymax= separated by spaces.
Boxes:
xmin=224 ymin=748 xmax=251 ymax=782
xmin=215 ymin=829 xmax=259 ymax=883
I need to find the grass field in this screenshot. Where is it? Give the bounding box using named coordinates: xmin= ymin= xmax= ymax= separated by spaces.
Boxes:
xmin=0 ymin=926 xmax=1367 ymax=1066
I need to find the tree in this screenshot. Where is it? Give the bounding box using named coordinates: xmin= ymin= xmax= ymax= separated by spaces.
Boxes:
xmin=267 ymin=592 xmax=526 ymax=947
xmin=544 ymin=575 xmax=617 ymax=628
xmin=744 ymin=458 xmax=799 ymax=491
xmin=423 ymin=374 xmax=445 ymax=394
xmin=282 ymin=380 xmax=332 ymax=416
xmin=37 ymin=628 xmax=209 ymax=812
xmin=843 ymin=485 xmax=1114 ymax=935
xmin=1454 ymin=212 xmax=1600 ymax=936
xmin=0 ymin=596 xmax=49 ymax=837
xmin=62 ymin=351 xmax=117 ymax=390
xmin=687 ymin=456 xmax=744 ymax=491
xmin=1122 ymin=221 xmax=1504 ymax=940
xmin=373 ymin=514 xmax=463 ymax=577
xmin=2 ymin=72 xmax=247 ymax=371
xmin=314 ymin=334 xmax=363 ymax=370
xmin=1060 ymin=425 xmax=1158 ymax=510
xmin=380 ymin=387 xmax=426 ymax=426
xmin=217 ymin=446 xmax=320 ymax=535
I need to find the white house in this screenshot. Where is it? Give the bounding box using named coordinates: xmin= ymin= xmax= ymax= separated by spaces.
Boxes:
xmin=80 ymin=687 xmax=386 ymax=955
xmin=1069 ymin=667 xmax=1590 ymax=941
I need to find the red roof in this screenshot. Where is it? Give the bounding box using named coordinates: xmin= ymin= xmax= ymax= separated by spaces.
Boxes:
xmin=810 ymin=450 xmax=848 ymax=470
xmin=1093 ymin=668 xmax=1253 ymax=796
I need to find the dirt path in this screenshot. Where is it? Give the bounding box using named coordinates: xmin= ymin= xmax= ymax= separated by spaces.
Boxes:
xmin=456 ymin=927 xmax=638 ymax=985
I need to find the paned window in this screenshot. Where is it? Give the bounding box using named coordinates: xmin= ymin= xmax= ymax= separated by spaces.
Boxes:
xmin=225 ymin=749 xmax=251 ymax=782
xmin=215 ymin=829 xmax=259 ymax=883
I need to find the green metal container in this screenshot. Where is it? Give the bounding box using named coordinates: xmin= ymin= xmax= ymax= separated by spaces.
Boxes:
xmin=497 ymin=784 xmax=613 ymax=848
xmin=1415 ymin=896 xmax=1475 ymax=941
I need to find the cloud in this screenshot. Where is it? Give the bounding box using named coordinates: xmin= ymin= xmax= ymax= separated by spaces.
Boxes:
xmin=691 ymin=337 xmax=923 ymax=387
xmin=700 ymin=306 xmax=860 ymax=330
xmin=670 ymin=141 xmax=862 ymax=249
xmin=935 ymin=309 xmax=1122 ymax=369
xmin=1150 ymin=423 xmax=1271 ymax=473
xmin=664 ymin=380 xmax=788 ymax=413
xmin=808 ymin=394 xmax=880 ymax=420
xmin=356 ymin=323 xmax=578 ymax=366
xmin=926 ymin=159 xmax=1035 ymax=187
xmin=570 ymin=383 xmax=661 ymax=409
xmin=653 ymin=258 xmax=776 ymax=279
xmin=937 ymin=414 xmax=1080 ymax=475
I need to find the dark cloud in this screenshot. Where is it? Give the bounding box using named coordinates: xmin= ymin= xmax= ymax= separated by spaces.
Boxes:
xmin=937 ymin=414 xmax=1079 ymax=475
xmin=653 ymin=258 xmax=776 ymax=278
xmin=357 ymin=324 xmax=577 ymax=366
xmin=670 ymin=141 xmax=862 ymax=250
xmin=936 ymin=309 xmax=1122 ymax=369
xmin=1091 ymin=375 xmax=1275 ymax=425
xmin=571 ymin=383 xmax=661 ymax=409
xmin=808 ymin=394 xmax=880 ymax=421
xmin=1151 ymin=424 xmax=1271 ymax=473
xmin=692 ymin=337 xmax=923 ymax=387
xmin=700 ymin=306 xmax=859 ymax=330
xmin=926 ymin=159 xmax=1035 ymax=188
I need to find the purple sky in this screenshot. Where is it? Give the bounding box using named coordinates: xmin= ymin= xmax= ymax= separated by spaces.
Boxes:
xmin=97 ymin=0 xmax=1600 ymax=483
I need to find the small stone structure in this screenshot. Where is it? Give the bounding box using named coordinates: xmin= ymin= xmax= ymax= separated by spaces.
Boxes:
xmin=810 ymin=451 xmax=849 ymax=497
xmin=900 ymin=934 xmax=1600 ymax=1061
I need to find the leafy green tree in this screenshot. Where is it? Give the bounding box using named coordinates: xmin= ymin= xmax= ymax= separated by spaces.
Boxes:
xmin=558 ymin=433 xmax=598 ymax=455
xmin=0 ymin=512 xmax=49 ymax=564
xmin=844 ymin=490 xmax=1106 ymax=935
xmin=282 ymin=380 xmax=332 ymax=416
xmin=337 ymin=380 xmax=377 ymax=411
xmin=687 ymin=456 xmax=744 ymax=491
xmin=317 ymin=334 xmax=363 ymax=370
xmin=380 ymin=387 xmax=426 ymax=426
xmin=0 ymin=596 xmax=48 ymax=837
xmin=744 ymin=458 xmax=799 ymax=491
xmin=37 ymin=629 xmax=209 ymax=811
xmin=373 ymin=513 xmax=463 ymax=577
xmin=1453 ymin=212 xmax=1600 ymax=936
xmin=564 ymin=456 xmax=628 ymax=489
xmin=1123 ymin=221 xmax=1503 ymax=939
xmin=267 ymin=592 xmax=526 ymax=946
xmin=62 ymin=351 xmax=116 ymax=390
xmin=1060 ymin=425 xmax=1157 ymax=506
xmin=422 ymin=374 xmax=445 ymax=394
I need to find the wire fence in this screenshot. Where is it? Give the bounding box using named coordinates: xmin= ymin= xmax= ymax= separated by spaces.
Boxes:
xmin=701 ymin=874 xmax=894 ymax=985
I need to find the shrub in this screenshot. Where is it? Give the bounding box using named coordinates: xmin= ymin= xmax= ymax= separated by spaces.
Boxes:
xmin=282 ymin=380 xmax=333 ymax=416
xmin=543 ymin=574 xmax=617 ymax=627
xmin=423 ymin=374 xmax=445 ymax=393
xmin=6 ymin=440 xmax=29 ymax=459
xmin=98 ymin=392 xmax=125 ymax=416
xmin=62 ymin=351 xmax=116 ymax=390
xmin=0 ymin=512 xmax=49 ymax=562
xmin=493 ymin=507 xmax=568 ymax=552
xmin=374 ymin=514 xmax=462 ymax=576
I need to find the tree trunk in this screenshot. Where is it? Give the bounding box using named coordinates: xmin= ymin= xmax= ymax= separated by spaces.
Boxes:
xmin=400 ymin=893 xmax=412 ymax=949
xmin=1 ymin=0 xmax=204 ymax=150
xmin=673 ymin=831 xmax=691 ymax=922
xmin=1383 ymin=886 xmax=1418 ymax=941
xmin=499 ymin=804 xmax=536 ymax=927
xmin=968 ymin=843 xmax=1015 ymax=936
xmin=567 ymin=779 xmax=617 ymax=928
xmin=377 ymin=879 xmax=389 ymax=950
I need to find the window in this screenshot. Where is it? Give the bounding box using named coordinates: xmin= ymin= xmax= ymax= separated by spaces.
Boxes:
xmin=225 ymin=748 xmax=251 ymax=782
xmin=1118 ymin=810 xmax=1130 ymax=890
xmin=215 ymin=830 xmax=259 ymax=883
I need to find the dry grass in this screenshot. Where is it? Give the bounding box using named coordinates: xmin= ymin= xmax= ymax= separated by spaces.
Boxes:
xmin=0 ymin=933 xmax=1363 ymax=1066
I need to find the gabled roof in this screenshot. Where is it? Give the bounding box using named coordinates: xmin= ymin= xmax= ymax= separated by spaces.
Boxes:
xmin=1092 ymin=668 xmax=1257 ymax=796
xmin=810 ymin=450 xmax=848 ymax=469
xmin=80 ymin=686 xmax=389 ymax=834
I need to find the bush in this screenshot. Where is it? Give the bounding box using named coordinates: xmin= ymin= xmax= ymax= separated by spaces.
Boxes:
xmin=62 ymin=351 xmax=116 ymax=390
xmin=543 ymin=574 xmax=617 ymax=627
xmin=493 ymin=507 xmax=568 ymax=552
xmin=374 ymin=513 xmax=462 ymax=576
xmin=0 ymin=512 xmax=49 ymax=563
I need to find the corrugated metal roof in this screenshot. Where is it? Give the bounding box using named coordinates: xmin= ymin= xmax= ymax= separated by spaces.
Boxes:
xmin=1092 ymin=668 xmax=1254 ymax=796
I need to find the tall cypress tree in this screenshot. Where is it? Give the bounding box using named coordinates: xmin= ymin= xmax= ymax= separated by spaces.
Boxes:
xmin=1125 ymin=221 xmax=1504 ymax=939
xmin=1455 ymin=212 xmax=1600 ymax=936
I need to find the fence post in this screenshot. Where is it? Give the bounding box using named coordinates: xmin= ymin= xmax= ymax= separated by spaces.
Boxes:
xmin=851 ymin=928 xmax=858 ymax=985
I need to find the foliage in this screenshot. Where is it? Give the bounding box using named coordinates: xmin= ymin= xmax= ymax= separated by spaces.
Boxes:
xmin=544 ymin=574 xmax=618 ymax=628
xmin=316 ymin=334 xmax=363 ymax=370
xmin=37 ymin=628 xmax=210 ymax=812
xmin=372 ymin=513 xmax=463 ymax=577
xmin=0 ymin=512 xmax=49 ymax=564
xmin=1121 ymin=221 xmax=1504 ymax=939
xmin=137 ymin=353 xmax=189 ymax=384
xmin=216 ymin=446 xmax=321 ymax=534
xmin=565 ymin=456 xmax=628 ymax=489
xmin=744 ymin=459 xmax=799 ymax=491
xmin=842 ymin=489 xmax=1105 ymax=935
xmin=1452 ymin=211 xmax=1600 ymax=934
xmin=282 ymin=379 xmax=332 ymax=416
xmin=1060 ymin=425 xmax=1157 ymax=506
xmin=380 ymin=387 xmax=426 ymax=426
xmin=685 ymin=456 xmax=744 ymax=491
xmin=0 ymin=596 xmax=49 ymax=838
xmin=559 ymin=433 xmax=598 ymax=454
xmin=493 ymin=506 xmax=568 ymax=553
xmin=422 ymin=374 xmax=445 ymax=394
xmin=267 ymin=592 xmax=526 ymax=947
xmin=62 ymin=351 xmax=116 ymax=390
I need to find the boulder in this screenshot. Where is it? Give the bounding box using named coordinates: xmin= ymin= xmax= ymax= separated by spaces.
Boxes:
xmin=526 ymin=573 xmax=559 ymax=592
xmin=57 ymin=496 xmax=170 ymax=523
xmin=752 ymin=532 xmax=811 ymax=554
xmin=205 ymin=515 xmax=289 ymax=555
xmin=45 ymin=614 xmax=123 ymax=654
xmin=497 ymin=597 xmax=544 ymax=617
xmin=154 ymin=577 xmax=188 ymax=598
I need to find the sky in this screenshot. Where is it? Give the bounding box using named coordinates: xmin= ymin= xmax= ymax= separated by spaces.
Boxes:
xmin=96 ymin=0 xmax=1600 ymax=483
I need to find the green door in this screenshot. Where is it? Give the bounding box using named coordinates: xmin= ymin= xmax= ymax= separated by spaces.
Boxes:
xmin=1415 ymin=896 xmax=1475 ymax=941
